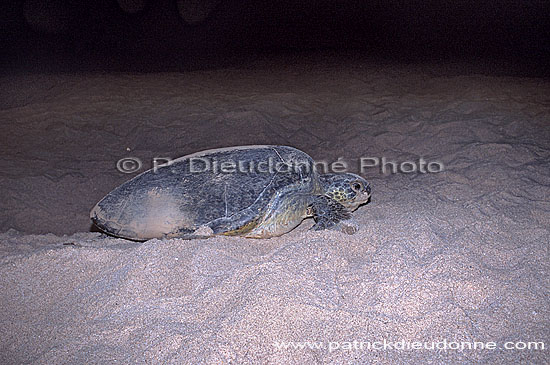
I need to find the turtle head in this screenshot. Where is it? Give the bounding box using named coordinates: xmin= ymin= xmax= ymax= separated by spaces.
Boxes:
xmin=319 ymin=173 xmax=371 ymax=211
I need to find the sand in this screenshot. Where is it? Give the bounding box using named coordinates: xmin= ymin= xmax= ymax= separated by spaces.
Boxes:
xmin=1 ymin=56 xmax=549 ymax=363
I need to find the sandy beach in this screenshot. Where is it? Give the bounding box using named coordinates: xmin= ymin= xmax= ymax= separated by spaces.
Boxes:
xmin=1 ymin=56 xmax=549 ymax=363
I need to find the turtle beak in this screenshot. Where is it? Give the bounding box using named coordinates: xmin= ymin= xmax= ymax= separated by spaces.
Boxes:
xmin=347 ymin=188 xmax=371 ymax=211
xmin=360 ymin=184 xmax=372 ymax=204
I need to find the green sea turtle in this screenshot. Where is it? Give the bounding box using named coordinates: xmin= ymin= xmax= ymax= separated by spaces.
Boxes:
xmin=91 ymin=145 xmax=371 ymax=240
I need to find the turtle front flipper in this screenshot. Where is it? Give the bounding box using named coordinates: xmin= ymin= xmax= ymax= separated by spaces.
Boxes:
xmin=310 ymin=195 xmax=351 ymax=231
xmin=243 ymin=192 xmax=312 ymax=238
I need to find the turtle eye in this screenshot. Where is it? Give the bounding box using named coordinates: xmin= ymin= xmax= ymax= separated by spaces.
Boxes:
xmin=351 ymin=181 xmax=363 ymax=192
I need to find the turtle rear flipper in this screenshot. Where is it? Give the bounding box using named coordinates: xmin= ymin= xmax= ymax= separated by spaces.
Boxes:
xmin=310 ymin=195 xmax=351 ymax=231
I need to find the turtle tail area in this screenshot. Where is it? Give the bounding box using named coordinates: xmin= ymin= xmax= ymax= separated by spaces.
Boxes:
xmin=90 ymin=208 xmax=146 ymax=241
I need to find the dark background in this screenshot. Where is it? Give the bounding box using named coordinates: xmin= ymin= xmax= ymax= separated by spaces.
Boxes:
xmin=1 ymin=0 xmax=549 ymax=74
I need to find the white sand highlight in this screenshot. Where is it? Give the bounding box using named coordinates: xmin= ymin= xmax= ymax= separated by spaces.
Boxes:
xmin=1 ymin=57 xmax=548 ymax=363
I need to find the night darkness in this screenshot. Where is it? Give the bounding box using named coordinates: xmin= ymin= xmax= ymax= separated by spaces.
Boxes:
xmin=1 ymin=0 xmax=549 ymax=73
